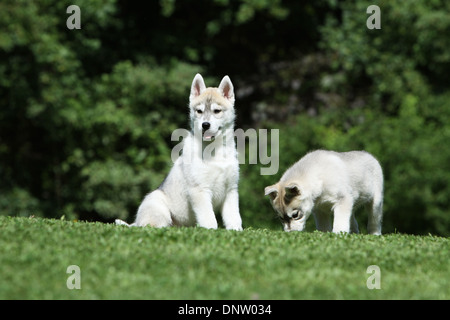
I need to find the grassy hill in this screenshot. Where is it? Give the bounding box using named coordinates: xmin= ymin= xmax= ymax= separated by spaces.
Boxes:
xmin=0 ymin=216 xmax=449 ymax=299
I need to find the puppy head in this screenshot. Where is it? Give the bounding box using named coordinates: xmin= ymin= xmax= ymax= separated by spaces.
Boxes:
xmin=189 ymin=74 xmax=235 ymax=141
xmin=264 ymin=182 xmax=310 ymax=232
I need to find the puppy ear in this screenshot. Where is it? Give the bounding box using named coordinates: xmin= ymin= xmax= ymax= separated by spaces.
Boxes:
xmin=190 ymin=73 xmax=206 ymax=102
xmin=218 ymin=75 xmax=235 ymax=103
xmin=264 ymin=184 xmax=278 ymax=201
xmin=285 ymin=184 xmax=301 ymax=197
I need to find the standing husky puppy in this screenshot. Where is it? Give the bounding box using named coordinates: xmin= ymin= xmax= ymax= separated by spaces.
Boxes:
xmin=116 ymin=74 xmax=242 ymax=230
xmin=265 ymin=150 xmax=383 ymax=234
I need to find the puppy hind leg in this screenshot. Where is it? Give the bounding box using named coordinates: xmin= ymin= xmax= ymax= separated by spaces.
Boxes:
xmin=367 ymin=198 xmax=383 ymax=235
xmin=134 ymin=190 xmax=173 ymax=227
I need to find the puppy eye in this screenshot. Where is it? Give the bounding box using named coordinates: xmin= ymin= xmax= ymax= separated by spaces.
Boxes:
xmin=196 ymin=109 xmax=203 ymax=114
xmin=213 ymin=109 xmax=222 ymax=114
xmin=291 ymin=212 xmax=303 ymax=220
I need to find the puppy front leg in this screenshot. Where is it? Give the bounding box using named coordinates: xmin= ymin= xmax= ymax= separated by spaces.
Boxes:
xmin=332 ymin=197 xmax=354 ymax=234
xmin=190 ymin=191 xmax=218 ymax=229
xmin=221 ymin=188 xmax=242 ymax=231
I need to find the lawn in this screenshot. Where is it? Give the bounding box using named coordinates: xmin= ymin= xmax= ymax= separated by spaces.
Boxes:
xmin=0 ymin=216 xmax=449 ymax=299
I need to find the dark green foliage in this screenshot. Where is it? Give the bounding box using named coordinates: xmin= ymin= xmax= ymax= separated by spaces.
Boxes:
xmin=0 ymin=1 xmax=449 ymax=235
xmin=0 ymin=0 xmax=199 ymax=221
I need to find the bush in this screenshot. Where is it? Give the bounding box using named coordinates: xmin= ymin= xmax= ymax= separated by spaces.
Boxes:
xmin=1 ymin=0 xmax=449 ymax=235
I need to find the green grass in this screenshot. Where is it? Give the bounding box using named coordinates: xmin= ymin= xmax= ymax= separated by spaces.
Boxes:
xmin=1 ymin=216 xmax=449 ymax=299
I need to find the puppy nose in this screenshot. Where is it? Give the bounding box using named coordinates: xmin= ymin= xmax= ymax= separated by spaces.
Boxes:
xmin=202 ymin=122 xmax=210 ymax=130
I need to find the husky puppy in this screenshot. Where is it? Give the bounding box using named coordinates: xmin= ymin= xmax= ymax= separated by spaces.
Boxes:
xmin=116 ymin=74 xmax=242 ymax=230
xmin=265 ymin=150 xmax=383 ymax=234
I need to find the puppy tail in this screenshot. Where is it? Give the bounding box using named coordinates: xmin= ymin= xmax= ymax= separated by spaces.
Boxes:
xmin=115 ymin=219 xmax=134 ymax=227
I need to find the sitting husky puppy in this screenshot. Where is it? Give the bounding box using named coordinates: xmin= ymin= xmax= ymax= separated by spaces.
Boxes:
xmin=116 ymin=74 xmax=242 ymax=230
xmin=265 ymin=150 xmax=383 ymax=234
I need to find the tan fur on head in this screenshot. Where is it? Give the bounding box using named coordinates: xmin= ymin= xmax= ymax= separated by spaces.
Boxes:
xmin=265 ymin=182 xmax=302 ymax=216
xmin=190 ymin=88 xmax=233 ymax=109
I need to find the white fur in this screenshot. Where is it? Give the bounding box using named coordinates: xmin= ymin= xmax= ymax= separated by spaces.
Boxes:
xmin=116 ymin=74 xmax=242 ymax=230
xmin=265 ymin=150 xmax=383 ymax=234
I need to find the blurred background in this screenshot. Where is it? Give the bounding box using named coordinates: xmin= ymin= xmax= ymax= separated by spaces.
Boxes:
xmin=0 ymin=0 xmax=449 ymax=235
